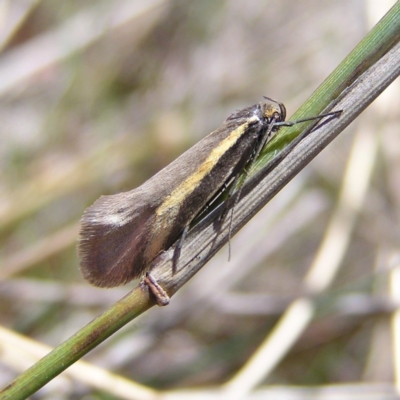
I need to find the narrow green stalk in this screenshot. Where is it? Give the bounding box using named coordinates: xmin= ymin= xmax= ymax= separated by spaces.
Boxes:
xmin=257 ymin=0 xmax=400 ymax=166
xmin=0 ymin=287 xmax=155 ymax=400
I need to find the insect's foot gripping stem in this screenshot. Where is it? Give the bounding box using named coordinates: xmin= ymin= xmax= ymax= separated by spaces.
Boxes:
xmin=143 ymin=273 xmax=170 ymax=306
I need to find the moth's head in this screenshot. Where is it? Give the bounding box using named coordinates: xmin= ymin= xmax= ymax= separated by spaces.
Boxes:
xmin=261 ymin=97 xmax=287 ymax=123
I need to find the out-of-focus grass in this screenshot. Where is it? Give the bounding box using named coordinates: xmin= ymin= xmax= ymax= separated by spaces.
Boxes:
xmin=0 ymin=0 xmax=399 ymax=398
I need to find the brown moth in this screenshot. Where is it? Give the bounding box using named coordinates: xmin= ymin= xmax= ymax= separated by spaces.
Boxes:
xmin=78 ymin=98 xmax=341 ymax=298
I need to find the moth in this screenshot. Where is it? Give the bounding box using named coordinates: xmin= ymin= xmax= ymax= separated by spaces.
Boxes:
xmin=78 ymin=98 xmax=341 ymax=304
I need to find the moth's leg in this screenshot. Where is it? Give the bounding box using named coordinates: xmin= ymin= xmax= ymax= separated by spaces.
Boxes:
xmin=143 ymin=272 xmax=170 ymax=307
xmin=193 ymin=176 xmax=235 ymax=224
xmin=211 ymin=172 xmax=248 ymax=261
xmin=218 ymin=122 xmax=275 ymax=225
xmin=217 ymin=166 xmax=250 ymax=229
xmin=171 ymin=180 xmax=231 ymax=272
xmin=172 ymin=224 xmax=190 ymax=274
xmin=217 ymin=126 xmax=272 ymax=255
xmin=171 ymin=170 xmax=246 ymax=273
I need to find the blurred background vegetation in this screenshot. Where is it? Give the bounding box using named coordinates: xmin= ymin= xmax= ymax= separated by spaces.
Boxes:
xmin=0 ymin=0 xmax=399 ymax=398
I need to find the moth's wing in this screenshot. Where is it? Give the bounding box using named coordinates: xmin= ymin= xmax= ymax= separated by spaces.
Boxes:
xmin=78 ymin=114 xmax=259 ymax=288
xmin=78 ymin=188 xmax=155 ymax=287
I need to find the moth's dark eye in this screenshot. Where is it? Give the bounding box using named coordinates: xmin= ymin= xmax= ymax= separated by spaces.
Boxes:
xmin=273 ymin=111 xmax=282 ymax=121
